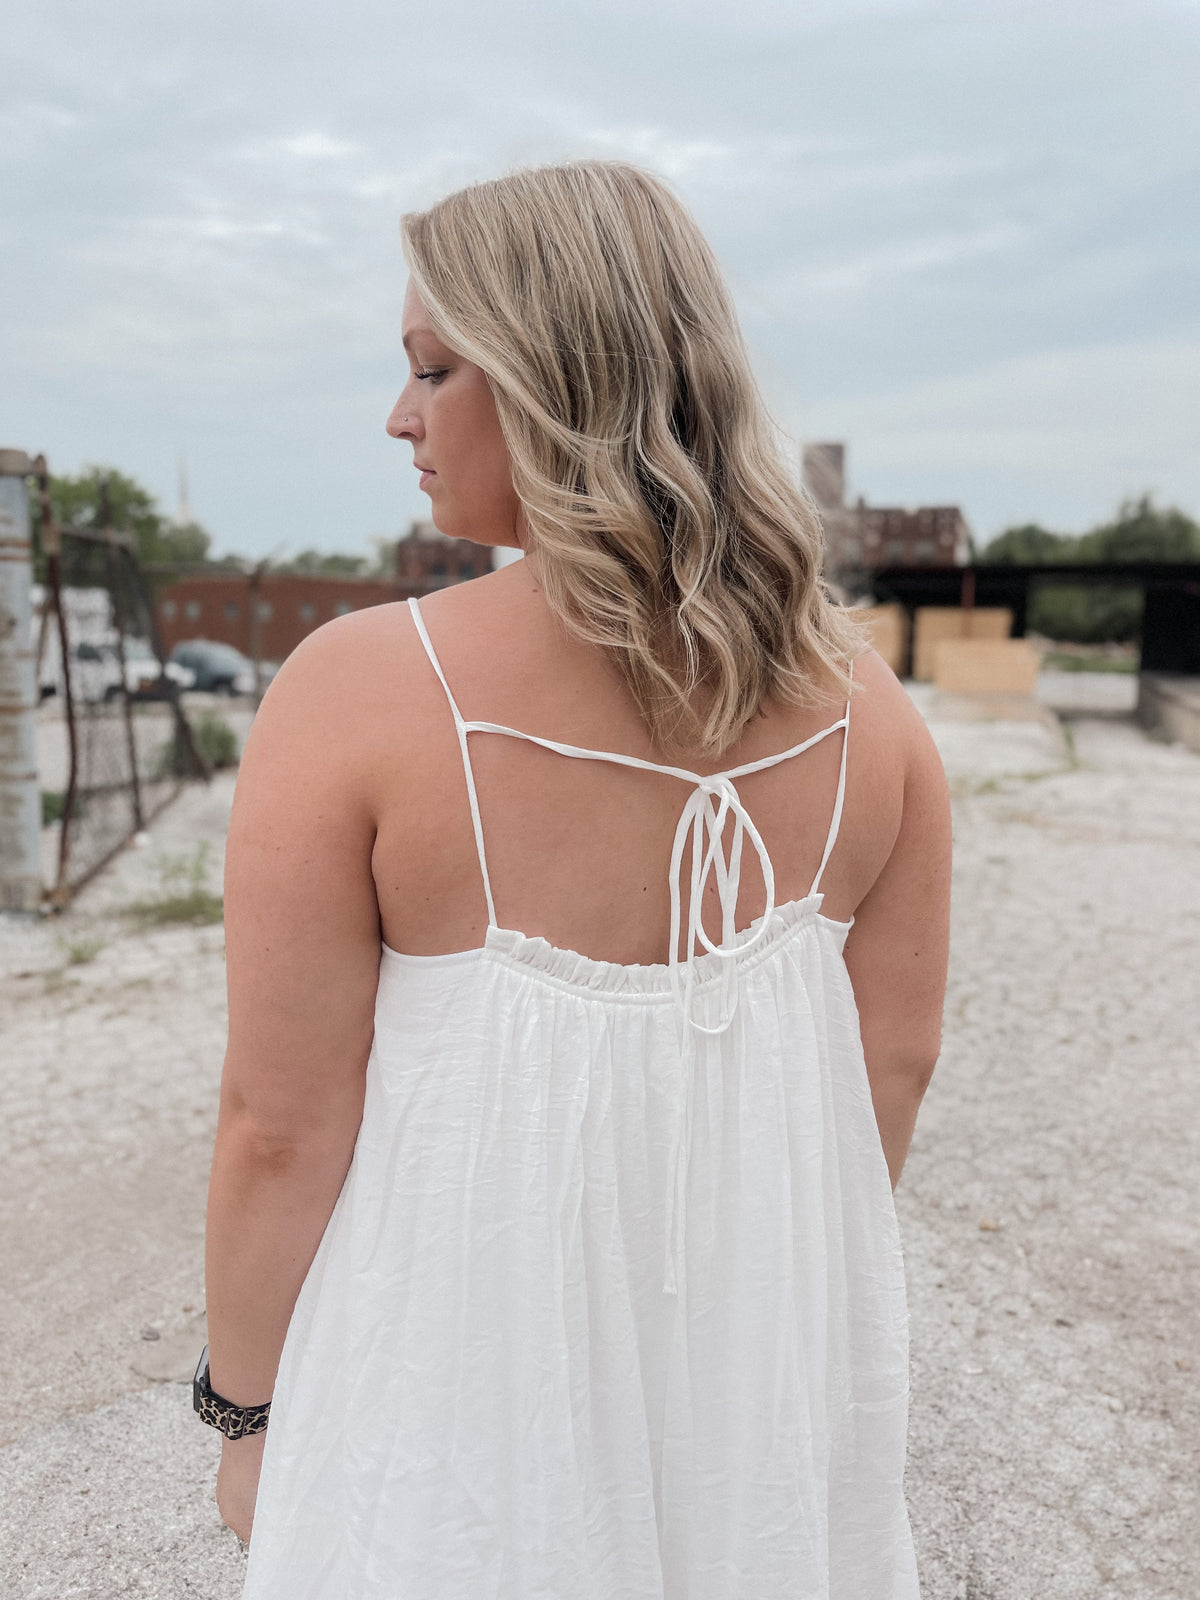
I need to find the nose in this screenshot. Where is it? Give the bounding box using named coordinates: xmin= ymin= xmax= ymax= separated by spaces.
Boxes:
xmin=386 ymin=396 xmax=419 ymax=440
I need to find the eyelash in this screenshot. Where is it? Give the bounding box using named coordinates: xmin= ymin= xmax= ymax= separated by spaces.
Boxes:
xmin=415 ymin=368 xmax=448 ymax=383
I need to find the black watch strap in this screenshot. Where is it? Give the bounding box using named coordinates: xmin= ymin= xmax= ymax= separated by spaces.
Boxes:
xmin=193 ymin=1345 xmax=272 ymax=1440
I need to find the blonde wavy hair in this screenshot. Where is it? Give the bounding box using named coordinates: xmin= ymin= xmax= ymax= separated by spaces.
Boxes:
xmin=401 ymin=160 xmax=861 ymax=758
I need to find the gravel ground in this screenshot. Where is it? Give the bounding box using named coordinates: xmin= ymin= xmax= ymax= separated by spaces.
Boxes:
xmin=2 ymin=680 xmax=1198 ymax=1598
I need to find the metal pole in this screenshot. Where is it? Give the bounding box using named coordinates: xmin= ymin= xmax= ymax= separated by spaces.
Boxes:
xmin=0 ymin=449 xmax=42 ymax=914
xmin=248 ymin=561 xmax=263 ymax=707
xmin=37 ymin=464 xmax=77 ymax=905
xmin=100 ymin=477 xmax=145 ymax=831
xmin=960 ymin=567 xmax=977 ymax=638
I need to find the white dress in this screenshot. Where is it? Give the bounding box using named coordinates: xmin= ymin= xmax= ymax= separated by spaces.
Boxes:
xmin=241 ymin=597 xmax=918 ymax=1600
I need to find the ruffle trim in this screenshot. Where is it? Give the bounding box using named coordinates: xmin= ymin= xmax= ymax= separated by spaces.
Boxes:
xmin=482 ymin=893 xmax=826 ymax=999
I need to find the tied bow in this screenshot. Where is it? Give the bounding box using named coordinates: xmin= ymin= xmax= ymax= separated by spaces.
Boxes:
xmin=662 ymin=774 xmax=782 ymax=1294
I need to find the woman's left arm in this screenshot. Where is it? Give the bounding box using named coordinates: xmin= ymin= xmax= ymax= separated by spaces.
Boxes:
xmin=204 ymin=623 xmax=383 ymax=1540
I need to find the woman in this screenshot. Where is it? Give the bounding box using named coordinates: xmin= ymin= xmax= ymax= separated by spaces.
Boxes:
xmin=203 ymin=161 xmax=950 ymax=1599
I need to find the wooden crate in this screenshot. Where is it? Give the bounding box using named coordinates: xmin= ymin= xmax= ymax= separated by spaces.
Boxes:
xmin=933 ymin=639 xmax=1041 ymax=696
xmin=854 ymin=604 xmax=908 ymax=676
xmin=913 ymin=607 xmax=1012 ymax=681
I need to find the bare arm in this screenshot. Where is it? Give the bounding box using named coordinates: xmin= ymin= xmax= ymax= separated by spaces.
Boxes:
xmin=205 ymin=620 xmax=383 ymax=1536
xmin=843 ymin=693 xmax=951 ymax=1189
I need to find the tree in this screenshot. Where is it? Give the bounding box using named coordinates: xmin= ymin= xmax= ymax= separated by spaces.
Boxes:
xmin=48 ymin=465 xmax=212 ymax=568
xmin=977 ymin=522 xmax=1077 ymax=565
xmin=277 ymin=548 xmax=369 ymax=577
xmin=160 ymin=519 xmax=213 ymax=566
xmin=1076 ymin=495 xmax=1200 ymax=564
xmin=977 ymin=496 xmax=1200 ymax=644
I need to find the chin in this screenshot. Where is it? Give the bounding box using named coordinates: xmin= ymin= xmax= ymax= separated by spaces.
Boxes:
xmin=432 ymin=512 xmax=520 ymax=553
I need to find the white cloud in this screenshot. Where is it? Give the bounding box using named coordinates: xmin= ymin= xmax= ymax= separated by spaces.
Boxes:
xmin=797 ymin=336 xmax=1200 ymax=534
xmin=575 ymin=126 xmax=737 ymax=181
xmin=276 ymin=131 xmax=362 ymax=161
xmin=774 ymin=223 xmax=1025 ymax=297
xmin=1 ymin=0 xmax=1197 ymax=554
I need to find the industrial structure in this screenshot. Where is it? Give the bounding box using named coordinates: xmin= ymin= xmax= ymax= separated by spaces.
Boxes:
xmin=802 ymin=442 xmax=971 ymax=579
xmin=154 ymin=520 xmax=490 ymax=660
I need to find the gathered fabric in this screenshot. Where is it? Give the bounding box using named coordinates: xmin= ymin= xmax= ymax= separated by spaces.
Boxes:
xmin=241 ymin=598 xmax=918 ymax=1600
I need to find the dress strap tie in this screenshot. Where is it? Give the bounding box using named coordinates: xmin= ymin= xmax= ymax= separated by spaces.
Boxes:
xmin=408 ymin=596 xmax=856 ymax=1297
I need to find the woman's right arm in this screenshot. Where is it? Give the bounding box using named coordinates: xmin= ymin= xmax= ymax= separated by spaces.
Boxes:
xmin=204 ymin=618 xmax=386 ymax=1541
xmin=843 ymin=698 xmax=952 ymax=1189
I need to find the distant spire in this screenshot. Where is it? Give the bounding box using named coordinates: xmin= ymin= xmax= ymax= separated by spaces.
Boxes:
xmin=177 ymin=454 xmax=193 ymax=525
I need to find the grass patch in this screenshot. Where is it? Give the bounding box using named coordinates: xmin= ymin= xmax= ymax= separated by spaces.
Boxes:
xmin=192 ymin=711 xmax=240 ymax=768
xmin=126 ymin=842 xmax=224 ymax=927
xmin=41 ymin=789 xmax=87 ymax=825
xmin=1042 ymin=649 xmax=1137 ymax=674
xmin=154 ymin=711 xmax=240 ymax=779
xmin=959 ymin=760 xmax=1076 ymax=798
xmin=130 ymin=890 xmax=225 ymax=926
xmin=54 ymin=933 xmax=105 ymax=966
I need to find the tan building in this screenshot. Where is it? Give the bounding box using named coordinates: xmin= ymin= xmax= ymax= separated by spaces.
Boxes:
xmin=802 ymin=442 xmax=970 ymax=577
xmin=155 ymin=520 xmax=493 ymax=660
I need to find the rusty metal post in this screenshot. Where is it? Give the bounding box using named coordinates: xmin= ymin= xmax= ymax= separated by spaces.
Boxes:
xmin=100 ymin=478 xmax=145 ymax=831
xmin=37 ymin=465 xmax=76 ymax=905
xmin=0 ymin=449 xmax=42 ymax=914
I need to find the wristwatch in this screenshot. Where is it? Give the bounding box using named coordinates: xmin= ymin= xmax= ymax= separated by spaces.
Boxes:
xmin=193 ymin=1345 xmax=272 ymax=1440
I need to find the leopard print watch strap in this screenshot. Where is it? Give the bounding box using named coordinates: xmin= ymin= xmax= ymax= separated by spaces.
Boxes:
xmin=193 ymin=1345 xmax=272 ymax=1440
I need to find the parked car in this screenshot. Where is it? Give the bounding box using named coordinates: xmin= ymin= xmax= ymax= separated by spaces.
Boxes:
xmin=112 ymin=643 xmax=196 ymax=700
xmin=170 ymin=639 xmax=258 ymax=695
xmin=68 ymin=640 xmax=195 ymax=702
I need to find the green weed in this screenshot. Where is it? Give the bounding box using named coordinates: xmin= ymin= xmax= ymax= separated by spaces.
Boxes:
xmin=126 ymin=842 xmax=224 ymax=926
xmin=54 ymin=933 xmax=105 ymax=966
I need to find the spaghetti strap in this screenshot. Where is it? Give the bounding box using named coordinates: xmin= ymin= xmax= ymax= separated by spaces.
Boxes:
xmin=408 ymin=597 xmax=498 ymax=928
xmin=404 ymin=614 xmax=855 ymax=1298
xmin=408 ymin=592 xmax=854 ymax=1012
xmin=809 ymin=658 xmax=853 ymax=898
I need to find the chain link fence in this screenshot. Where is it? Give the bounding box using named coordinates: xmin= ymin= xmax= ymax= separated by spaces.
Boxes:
xmin=37 ymin=492 xmax=207 ymax=905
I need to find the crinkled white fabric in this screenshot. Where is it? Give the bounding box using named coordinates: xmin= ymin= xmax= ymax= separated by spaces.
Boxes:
xmin=241 ymin=895 xmax=918 ymax=1600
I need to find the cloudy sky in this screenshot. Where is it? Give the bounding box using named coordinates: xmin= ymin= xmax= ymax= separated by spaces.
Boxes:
xmin=2 ymin=0 xmax=1197 ymax=558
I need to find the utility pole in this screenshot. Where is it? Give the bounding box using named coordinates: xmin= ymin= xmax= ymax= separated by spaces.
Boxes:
xmin=0 ymin=449 xmax=41 ymax=914
xmin=248 ymin=557 xmax=267 ymax=708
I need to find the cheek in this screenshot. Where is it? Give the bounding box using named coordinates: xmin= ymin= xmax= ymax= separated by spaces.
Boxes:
xmin=461 ymin=386 xmax=514 ymax=495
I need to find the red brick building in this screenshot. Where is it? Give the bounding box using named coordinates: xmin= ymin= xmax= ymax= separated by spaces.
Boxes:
xmin=801 ymin=442 xmax=971 ymax=577
xmin=156 ymin=521 xmax=493 ymax=661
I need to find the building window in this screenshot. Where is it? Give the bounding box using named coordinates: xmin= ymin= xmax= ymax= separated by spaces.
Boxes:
xmin=161 ymin=600 xmax=177 ymax=619
xmin=299 ymin=602 xmax=316 ymax=622
xmin=333 ymin=600 xmax=354 ymax=616
xmin=429 ymin=562 xmax=447 ymax=581
xmin=184 ymin=601 xmax=201 ymax=621
xmin=224 ymin=600 xmax=239 ymax=620
xmin=914 ymin=540 xmax=936 ymax=560
xmin=885 ymin=540 xmax=906 ymax=563
xmin=256 ymin=600 xmax=273 ymax=620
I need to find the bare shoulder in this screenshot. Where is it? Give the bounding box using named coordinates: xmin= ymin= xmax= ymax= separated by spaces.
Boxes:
xmin=260 ymin=597 xmax=426 ymax=691
xmin=233 ymin=574 xmax=529 ymax=837
xmin=230 ymin=600 xmax=450 ymax=844
xmin=255 ymin=562 xmax=528 ymax=714
xmin=848 ymin=646 xmax=946 ymax=791
xmin=244 ymin=604 xmax=418 ymax=752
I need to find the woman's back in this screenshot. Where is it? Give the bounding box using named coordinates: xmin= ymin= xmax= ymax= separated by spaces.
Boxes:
xmin=240 ymin=564 xmax=924 ymax=1599
xmin=354 ymin=560 xmax=907 ymax=966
